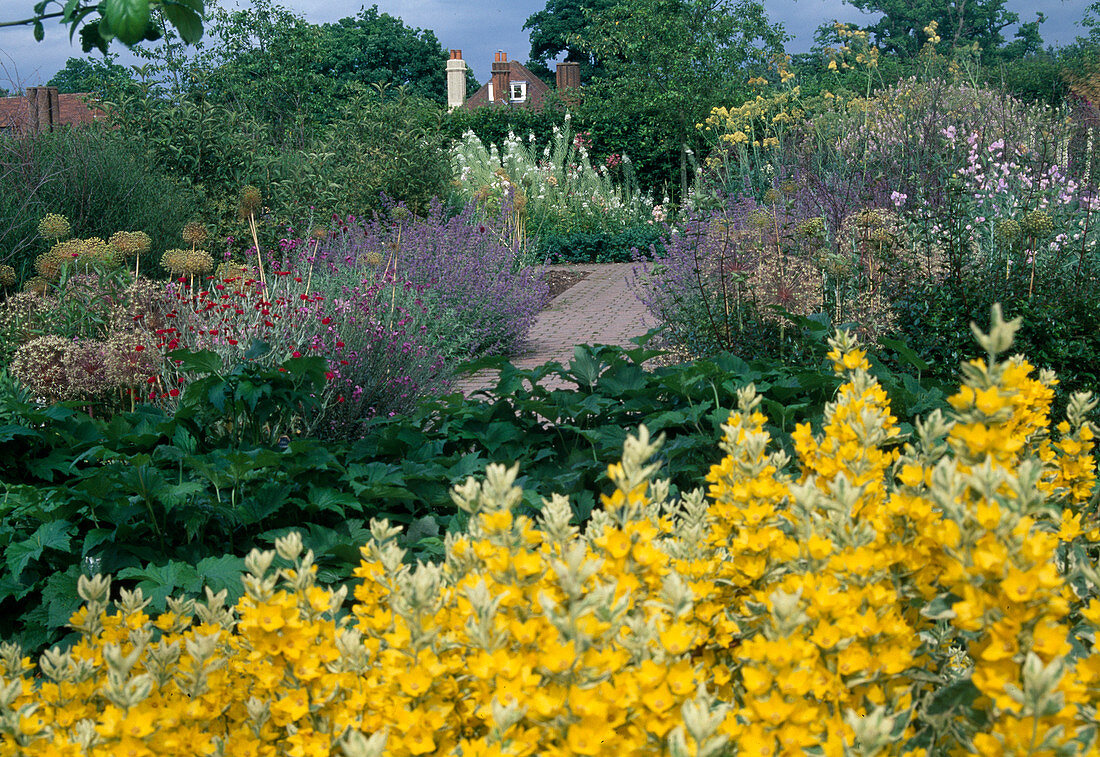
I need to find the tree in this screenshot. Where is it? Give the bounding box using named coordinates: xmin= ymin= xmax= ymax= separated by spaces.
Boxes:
xmin=574 ymin=0 xmax=787 ymax=196
xmin=318 ymin=6 xmax=478 ymax=104
xmin=4 ymin=0 xmax=203 ymax=52
xmin=1084 ymin=1 xmax=1100 ymax=44
xmin=841 ymin=0 xmax=1043 ymax=59
xmin=523 ymin=0 xmax=615 ymax=82
xmin=178 ymin=0 xmax=472 ymax=145
xmin=47 ymin=54 xmax=137 ymax=95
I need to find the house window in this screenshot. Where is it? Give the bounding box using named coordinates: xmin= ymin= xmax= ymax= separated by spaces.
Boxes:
xmin=510 ymin=81 xmax=527 ymax=102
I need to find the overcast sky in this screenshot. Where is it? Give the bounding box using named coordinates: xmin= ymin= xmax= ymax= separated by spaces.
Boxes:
xmin=0 ymin=0 xmax=1093 ymax=90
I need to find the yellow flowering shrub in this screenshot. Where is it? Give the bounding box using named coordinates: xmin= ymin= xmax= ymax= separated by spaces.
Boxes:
xmin=3 ymin=306 xmax=1100 ymax=756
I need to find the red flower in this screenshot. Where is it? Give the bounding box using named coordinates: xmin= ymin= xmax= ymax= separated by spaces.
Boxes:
xmin=169 ymin=388 xmax=180 ymax=397
xmin=146 ymin=376 xmax=157 ymax=384
xmin=325 ymin=371 xmax=335 ymax=380
xmin=228 ymin=339 xmax=239 ymax=345
xmin=134 ymin=345 xmax=145 ymax=352
xmin=321 ymin=317 xmax=332 ymax=325
xmin=292 ymin=351 xmax=302 ymax=358
xmin=335 ymin=341 xmax=345 ymax=348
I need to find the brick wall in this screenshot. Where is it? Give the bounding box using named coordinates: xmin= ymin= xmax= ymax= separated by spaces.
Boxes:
xmin=0 ymin=88 xmax=107 ymax=134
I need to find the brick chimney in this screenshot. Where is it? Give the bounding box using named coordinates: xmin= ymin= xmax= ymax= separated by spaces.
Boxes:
xmin=25 ymin=86 xmax=60 ymax=133
xmin=446 ymin=50 xmax=466 ymax=110
xmin=556 ymin=61 xmax=580 ymax=91
xmin=490 ymin=51 xmax=510 ymax=105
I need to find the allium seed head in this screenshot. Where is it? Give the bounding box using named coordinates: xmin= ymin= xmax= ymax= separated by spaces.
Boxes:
xmin=78 ymin=238 xmax=120 ymax=267
xmin=238 ymin=186 xmax=262 ymax=218
xmin=1022 ymin=209 xmax=1054 ymax=236
xmin=11 ymin=335 xmax=71 ymax=401
xmin=160 ymin=249 xmax=189 ymax=276
xmin=20 ymin=277 xmax=50 ymax=295
xmin=0 ymin=264 xmax=15 ymax=287
xmin=65 ymin=340 xmax=113 ymax=399
xmin=994 ymin=218 xmax=1022 ymax=242
xmin=109 ymin=231 xmax=152 ymax=258
xmin=182 ymin=222 xmax=209 ymax=246
xmin=182 ymin=249 xmax=214 ymax=276
xmin=37 ymin=213 xmax=71 ymax=241
xmin=104 ymin=330 xmax=163 ymax=387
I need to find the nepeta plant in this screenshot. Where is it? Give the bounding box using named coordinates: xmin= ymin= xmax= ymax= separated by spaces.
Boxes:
xmin=334 ymin=201 xmax=549 ymax=360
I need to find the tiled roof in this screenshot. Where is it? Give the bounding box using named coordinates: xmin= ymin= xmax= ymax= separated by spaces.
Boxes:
xmin=462 ymin=61 xmax=554 ymax=110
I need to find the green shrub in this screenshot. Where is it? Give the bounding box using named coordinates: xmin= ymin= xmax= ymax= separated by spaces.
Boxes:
xmin=536 ymin=225 xmax=666 ymax=263
xmin=0 ymin=126 xmax=202 ymax=280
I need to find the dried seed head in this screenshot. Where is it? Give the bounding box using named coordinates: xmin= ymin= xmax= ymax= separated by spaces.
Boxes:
xmin=78 ymin=238 xmax=120 ymax=267
xmin=104 ymin=330 xmax=163 ymax=387
xmin=797 ymin=217 xmax=825 ymax=239
xmin=182 ymin=222 xmax=209 ymax=246
xmin=37 ymin=240 xmax=81 ymax=279
xmin=364 ymin=251 xmax=383 ymax=266
xmin=21 ymin=277 xmax=50 ymax=295
xmin=38 ymin=213 xmax=71 ymax=241
xmin=994 ymin=218 xmax=1022 ymax=242
xmin=160 ymin=249 xmax=189 ymax=276
xmin=182 ymin=249 xmax=214 ymax=276
xmin=10 ymin=335 xmax=71 ymax=401
xmin=109 ymin=231 xmax=152 ymax=258
xmin=1 ymin=291 xmax=58 ymax=344
xmin=1022 ymin=208 xmax=1054 ymax=236
xmin=0 ymin=264 xmax=15 ymax=287
xmin=65 ymin=339 xmax=113 ymax=399
xmin=238 ymin=185 xmax=262 ymax=217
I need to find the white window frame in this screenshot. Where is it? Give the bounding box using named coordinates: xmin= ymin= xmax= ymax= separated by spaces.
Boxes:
xmin=510 ymin=80 xmax=527 ymax=103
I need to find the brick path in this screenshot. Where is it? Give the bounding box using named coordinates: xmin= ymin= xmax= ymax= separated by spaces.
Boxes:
xmin=455 ymin=263 xmax=657 ymax=395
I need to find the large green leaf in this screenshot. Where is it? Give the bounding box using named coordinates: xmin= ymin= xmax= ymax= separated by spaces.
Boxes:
xmin=117 ymin=561 xmax=202 ymax=608
xmin=162 ymin=0 xmax=204 ymax=43
xmin=104 ymin=0 xmax=150 ymax=44
xmin=6 ymin=520 xmax=72 ymax=579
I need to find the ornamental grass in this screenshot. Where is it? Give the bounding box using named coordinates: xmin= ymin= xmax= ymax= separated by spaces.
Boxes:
xmin=2 ymin=307 xmax=1100 ymax=755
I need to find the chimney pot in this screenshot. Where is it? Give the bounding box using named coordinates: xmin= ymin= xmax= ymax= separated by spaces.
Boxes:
xmin=446 ymin=50 xmax=467 ymax=110
xmin=491 ymin=51 xmax=512 ymax=106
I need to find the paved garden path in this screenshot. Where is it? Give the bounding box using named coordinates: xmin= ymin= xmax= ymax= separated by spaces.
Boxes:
xmin=455 ymin=262 xmax=658 ymax=395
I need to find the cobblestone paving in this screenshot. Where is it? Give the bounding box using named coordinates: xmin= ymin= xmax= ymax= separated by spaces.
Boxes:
xmin=455 ymin=263 xmax=657 ymax=395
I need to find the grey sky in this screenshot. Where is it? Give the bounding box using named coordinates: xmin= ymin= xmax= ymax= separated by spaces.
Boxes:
xmin=0 ymin=0 xmax=1092 ymax=89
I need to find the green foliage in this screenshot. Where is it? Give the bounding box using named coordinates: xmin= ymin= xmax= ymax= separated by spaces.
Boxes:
xmin=573 ymin=0 xmax=787 ymax=196
xmin=892 ymin=273 xmax=1100 ymax=411
xmin=442 ymin=106 xmax=566 ymax=155
xmin=320 ymin=85 xmax=451 ymax=216
xmin=523 ymin=0 xmax=613 ymax=82
xmin=318 ymin=5 xmax=478 ymax=105
xmin=170 ymin=345 xmax=329 ymax=449
xmin=536 ymin=225 xmax=666 ymax=263
xmin=195 ymin=0 xmax=337 ymax=146
xmin=46 ymin=53 xmax=138 ymax=95
xmin=0 ymin=333 xmax=946 ymax=654
xmin=0 ymin=126 xmax=201 ymax=280
xmin=841 ymin=0 xmax=1042 ymax=60
xmin=9 ymin=0 xmax=203 ymax=52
